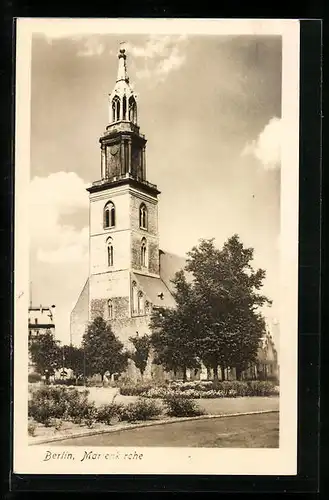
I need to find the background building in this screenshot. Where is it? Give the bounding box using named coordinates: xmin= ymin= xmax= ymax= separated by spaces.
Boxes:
xmin=28 ymin=304 xmax=56 ymax=372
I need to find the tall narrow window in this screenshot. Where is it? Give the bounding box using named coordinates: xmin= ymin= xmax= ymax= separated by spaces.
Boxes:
xmin=141 ymin=237 xmax=147 ymax=268
xmin=139 ymin=203 xmax=148 ymax=229
xmin=132 ymin=281 xmax=138 ymax=314
xmin=112 ymin=100 xmax=116 ymax=122
xmin=107 ymin=237 xmax=114 ymax=267
xmin=138 ymin=291 xmax=144 ymax=315
xmin=104 ymin=201 xmax=115 ymax=228
xmin=112 ymin=96 xmax=120 ymax=121
xmin=122 ymin=95 xmax=127 ymax=120
xmin=108 ymin=299 xmax=113 ymax=319
xmin=129 ymin=96 xmax=137 ymax=124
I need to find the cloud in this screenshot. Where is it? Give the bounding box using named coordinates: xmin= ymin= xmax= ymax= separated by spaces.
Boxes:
xmin=125 ymin=35 xmax=188 ymax=83
xmin=242 ymin=117 xmax=281 ymax=169
xmin=38 ymin=235 xmax=89 ymax=264
xmin=76 ymin=37 xmax=105 ymax=57
xmin=29 ymin=172 xmax=89 ymax=264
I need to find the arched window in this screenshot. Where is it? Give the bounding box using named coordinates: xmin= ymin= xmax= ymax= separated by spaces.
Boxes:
xmin=138 ymin=291 xmax=144 ymax=315
xmin=108 ymin=299 xmax=113 ymax=319
xmin=132 ymin=281 xmax=138 ymax=314
xmin=107 ymin=237 xmax=114 ymax=267
xmin=104 ymin=201 xmax=115 ymax=229
xmin=139 ymin=203 xmax=147 ymax=230
xmin=122 ymin=95 xmax=127 ymax=120
xmin=112 ymin=96 xmax=120 ymax=122
xmin=112 ymin=100 xmax=116 ymax=122
xmin=129 ymin=96 xmax=137 ymax=124
xmin=141 ymin=238 xmax=147 ymax=268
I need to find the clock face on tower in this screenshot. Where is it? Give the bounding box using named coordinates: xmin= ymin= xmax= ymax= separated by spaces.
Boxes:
xmin=106 ymin=144 xmax=121 ymax=178
xmin=110 ymin=145 xmax=119 ymax=156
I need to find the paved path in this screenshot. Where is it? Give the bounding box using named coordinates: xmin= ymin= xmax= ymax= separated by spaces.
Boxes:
xmin=51 ymin=412 xmax=279 ymax=448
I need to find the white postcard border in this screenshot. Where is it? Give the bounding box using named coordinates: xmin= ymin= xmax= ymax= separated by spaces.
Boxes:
xmin=14 ymin=18 xmax=300 ymax=476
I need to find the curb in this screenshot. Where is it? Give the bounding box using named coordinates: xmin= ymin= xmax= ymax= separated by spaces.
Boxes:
xmin=29 ymin=409 xmax=279 ymax=446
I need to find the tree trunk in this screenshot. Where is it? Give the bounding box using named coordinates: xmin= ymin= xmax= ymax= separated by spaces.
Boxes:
xmin=213 ymin=364 xmax=219 ymax=381
xmin=220 ymin=366 xmax=225 ymax=381
xmin=183 ymin=366 xmax=187 ymax=382
xmin=236 ymin=367 xmax=242 ymax=381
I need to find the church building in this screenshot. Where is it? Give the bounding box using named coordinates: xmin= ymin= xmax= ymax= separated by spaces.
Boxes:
xmin=70 ymin=47 xmax=279 ymax=382
xmin=70 ymin=47 xmax=188 ymax=378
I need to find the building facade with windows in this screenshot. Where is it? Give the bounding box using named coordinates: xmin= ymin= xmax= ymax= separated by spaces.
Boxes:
xmin=70 ymin=48 xmax=279 ymax=382
xmin=28 ymin=304 xmax=56 ymax=372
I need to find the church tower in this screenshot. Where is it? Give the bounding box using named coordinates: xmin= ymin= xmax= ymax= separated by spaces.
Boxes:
xmin=87 ymin=47 xmax=161 ymax=339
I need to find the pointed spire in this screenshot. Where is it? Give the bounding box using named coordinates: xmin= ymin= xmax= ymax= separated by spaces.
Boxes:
xmin=117 ymin=47 xmax=128 ymax=83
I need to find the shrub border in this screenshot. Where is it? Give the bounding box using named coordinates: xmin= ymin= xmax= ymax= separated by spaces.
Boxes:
xmin=29 ymin=409 xmax=279 ymax=446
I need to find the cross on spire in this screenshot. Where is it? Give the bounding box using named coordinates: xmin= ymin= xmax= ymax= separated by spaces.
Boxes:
xmin=117 ymin=42 xmax=128 ymax=82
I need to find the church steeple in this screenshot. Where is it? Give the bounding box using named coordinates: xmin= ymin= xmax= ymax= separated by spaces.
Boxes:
xmin=108 ymin=48 xmax=138 ymax=125
xmin=88 ymin=47 xmax=159 ymax=200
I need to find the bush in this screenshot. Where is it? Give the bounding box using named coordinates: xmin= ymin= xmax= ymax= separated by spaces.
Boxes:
xmin=119 ymin=398 xmax=162 ymax=422
xmin=28 ymin=421 xmax=37 ymax=436
xmin=95 ymin=403 xmax=124 ymax=425
xmin=211 ymin=381 xmax=247 ymax=397
xmin=54 ymin=378 xmax=77 ymax=386
xmin=168 ymin=380 xmax=278 ymax=398
xmin=140 ymin=387 xmax=170 ymax=399
xmin=119 ymin=384 xmax=153 ymax=396
xmin=163 ymin=394 xmax=205 ymax=417
xmin=245 ymin=381 xmax=277 ymax=396
xmin=28 ymin=386 xmax=95 ymax=425
xmin=28 ymin=372 xmax=42 ymax=383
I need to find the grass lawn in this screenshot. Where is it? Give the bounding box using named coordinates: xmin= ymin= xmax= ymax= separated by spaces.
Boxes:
xmin=51 ymin=411 xmax=279 ymax=448
xmin=81 ymin=387 xmax=279 ymax=415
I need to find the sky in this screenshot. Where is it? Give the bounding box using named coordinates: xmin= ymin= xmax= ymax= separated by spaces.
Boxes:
xmin=29 ymin=31 xmax=282 ymax=346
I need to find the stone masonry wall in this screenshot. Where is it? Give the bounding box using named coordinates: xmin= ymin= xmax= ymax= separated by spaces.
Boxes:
xmin=130 ymin=189 xmax=159 ymax=275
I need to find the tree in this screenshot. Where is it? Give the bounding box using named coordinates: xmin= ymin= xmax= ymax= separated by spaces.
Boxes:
xmin=185 ymin=235 xmax=271 ymax=379
xmin=150 ymin=235 xmax=271 ymax=381
xmin=150 ymin=271 xmax=201 ymax=381
xmin=82 ymin=317 xmax=128 ymax=382
xmin=62 ymin=344 xmax=85 ymax=382
xmin=29 ymin=330 xmax=61 ymax=378
xmin=128 ymin=334 xmax=151 ymax=380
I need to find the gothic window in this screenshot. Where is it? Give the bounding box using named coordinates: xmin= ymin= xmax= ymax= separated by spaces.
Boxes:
xmin=104 ymin=201 xmax=115 ymax=229
xmin=107 ymin=237 xmax=114 ymax=267
xmin=108 ymin=299 xmax=113 ymax=319
xmin=112 ymin=96 xmax=120 ymax=122
xmin=129 ymin=96 xmax=137 ymax=124
xmin=141 ymin=237 xmax=147 ymax=268
xmin=139 ymin=203 xmax=148 ymax=230
xmin=138 ymin=291 xmax=144 ymax=315
xmin=122 ymin=95 xmax=127 ymax=120
xmin=132 ymin=281 xmax=138 ymax=314
xmin=112 ymin=100 xmax=116 ymax=122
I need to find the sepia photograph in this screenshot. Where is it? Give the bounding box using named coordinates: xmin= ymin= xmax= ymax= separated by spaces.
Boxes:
xmin=14 ymin=18 xmax=299 ymax=476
